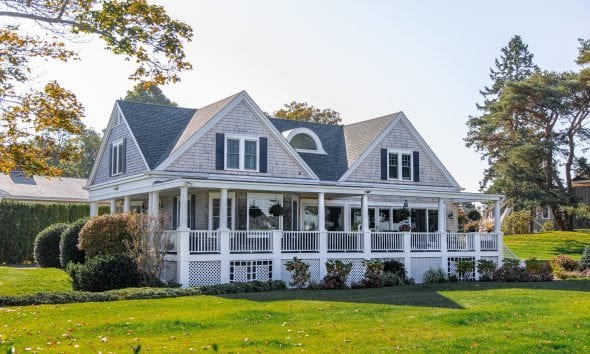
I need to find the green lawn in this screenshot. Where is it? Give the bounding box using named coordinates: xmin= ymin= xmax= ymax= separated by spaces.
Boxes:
xmin=0 ymin=266 xmax=72 ymax=296
xmin=504 ymin=230 xmax=590 ymax=260
xmin=1 ymin=281 xmax=589 ymax=352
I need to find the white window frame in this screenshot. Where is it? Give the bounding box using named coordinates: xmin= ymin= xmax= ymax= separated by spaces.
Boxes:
xmin=387 ymin=149 xmax=413 ymax=181
xmin=111 ymin=139 xmax=124 ymax=176
xmin=542 ymin=206 xmax=550 ymax=219
xmin=208 ymin=192 xmax=236 ymax=230
xmin=283 ymin=128 xmax=327 ymax=154
xmin=224 ymin=135 xmax=260 ymax=172
xmin=246 ymin=192 xmax=283 ymax=231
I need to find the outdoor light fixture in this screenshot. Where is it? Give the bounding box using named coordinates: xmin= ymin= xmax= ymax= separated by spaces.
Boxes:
xmin=448 ymin=211 xmax=454 ymax=219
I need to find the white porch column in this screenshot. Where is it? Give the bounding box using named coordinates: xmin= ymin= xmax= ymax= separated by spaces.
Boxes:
xmin=179 ymin=187 xmax=188 ymax=228
xmin=149 ymin=191 xmax=160 ymax=217
xmin=318 ymin=192 xmax=326 ymax=232
xmin=438 ymin=198 xmax=448 ymax=274
xmin=218 ymin=188 xmax=231 ymax=283
xmin=494 ymin=200 xmax=502 ymax=233
xmin=177 ymin=185 xmax=190 ymax=287
xmin=318 ymin=192 xmax=327 ymax=279
xmin=219 ymin=188 xmax=228 ymax=231
xmin=109 ymin=199 xmax=117 ymax=215
xmin=438 ymin=198 xmax=446 ymax=232
xmin=90 ymin=201 xmax=99 ymax=217
xmin=123 ymin=196 xmax=131 ymax=213
xmin=361 ymin=193 xmax=371 ymax=254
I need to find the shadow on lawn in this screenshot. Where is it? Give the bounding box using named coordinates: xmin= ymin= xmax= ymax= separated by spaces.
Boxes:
xmin=221 ymin=280 xmax=590 ymax=309
xmin=553 ymin=239 xmax=589 ymax=255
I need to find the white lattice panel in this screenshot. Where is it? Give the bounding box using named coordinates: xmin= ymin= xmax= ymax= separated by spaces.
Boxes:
xmin=230 ymin=260 xmax=272 ymax=283
xmin=329 ymin=258 xmax=365 ymax=286
xmin=162 ymin=261 xmax=177 ymax=284
xmin=447 ymin=256 xmax=476 ymax=281
xmin=188 ymin=261 xmax=221 ymax=286
xmin=411 ymin=257 xmax=442 ymax=283
xmin=281 ymin=259 xmax=321 ymax=286
xmin=234 ymin=265 xmax=249 ymax=283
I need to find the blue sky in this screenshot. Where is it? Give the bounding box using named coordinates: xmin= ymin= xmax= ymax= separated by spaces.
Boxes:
xmin=33 ymin=0 xmax=590 ymax=191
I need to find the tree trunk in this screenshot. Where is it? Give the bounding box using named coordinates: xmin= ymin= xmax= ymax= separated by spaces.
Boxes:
xmin=552 ymin=207 xmax=567 ymax=231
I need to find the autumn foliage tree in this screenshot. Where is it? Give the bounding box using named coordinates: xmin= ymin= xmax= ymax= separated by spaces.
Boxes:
xmin=0 ymin=0 xmax=192 ymax=176
xmin=273 ymin=101 xmax=342 ymax=125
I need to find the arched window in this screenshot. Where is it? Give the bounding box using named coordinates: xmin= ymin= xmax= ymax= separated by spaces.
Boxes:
xmin=290 ymin=133 xmax=317 ymax=150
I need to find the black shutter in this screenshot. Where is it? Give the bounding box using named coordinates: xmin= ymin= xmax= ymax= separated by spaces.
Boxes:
xmin=413 ymin=151 xmax=420 ymax=182
xmin=190 ymin=194 xmax=196 ymax=229
xmin=215 ymin=133 xmax=224 ymax=170
xmin=108 ymin=144 xmax=113 ymax=177
xmin=122 ymin=138 xmax=127 ymax=174
xmin=172 ymin=197 xmax=178 ymax=229
xmin=380 ymin=149 xmax=388 ymax=180
xmin=259 ymin=137 xmax=268 ymax=173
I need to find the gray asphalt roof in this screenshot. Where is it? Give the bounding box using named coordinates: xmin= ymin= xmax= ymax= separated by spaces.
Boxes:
xmin=0 ymin=172 xmax=88 ymax=202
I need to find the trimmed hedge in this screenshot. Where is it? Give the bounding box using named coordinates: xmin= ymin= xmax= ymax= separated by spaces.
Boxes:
xmin=33 ymin=223 xmax=70 ymax=267
xmin=59 ymin=218 xmax=87 ymax=267
xmin=78 ymin=214 xmax=132 ymax=258
xmin=67 ymin=254 xmax=140 ymax=292
xmin=0 ymin=280 xmax=287 ymax=307
xmin=0 ymin=201 xmax=108 ymax=264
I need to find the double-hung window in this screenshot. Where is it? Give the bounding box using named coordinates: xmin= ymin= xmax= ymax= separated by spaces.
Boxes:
xmin=111 ymin=140 xmax=124 ymax=176
xmin=387 ymin=150 xmax=412 ymax=181
xmin=225 ymin=136 xmax=258 ymax=171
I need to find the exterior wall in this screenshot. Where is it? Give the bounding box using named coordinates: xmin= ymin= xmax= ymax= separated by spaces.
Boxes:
xmin=344 ymin=120 xmax=454 ymax=187
xmin=167 ymin=102 xmax=314 ymax=180
xmin=92 ymin=109 xmax=147 ymax=185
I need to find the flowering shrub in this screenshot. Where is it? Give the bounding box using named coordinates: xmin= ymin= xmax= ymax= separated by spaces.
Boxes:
xmin=493 ymin=258 xmax=553 ymax=282
xmin=284 ymin=257 xmax=311 ymax=289
xmin=541 ymin=220 xmax=555 ymax=232
xmin=360 ymin=260 xmax=385 ymax=288
xmin=550 ymin=255 xmax=579 ymax=272
xmin=525 ymin=258 xmax=553 ymax=281
xmin=321 ymin=260 xmax=352 ymax=289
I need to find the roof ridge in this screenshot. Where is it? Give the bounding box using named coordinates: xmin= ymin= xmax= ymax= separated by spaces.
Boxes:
xmin=344 ymin=112 xmax=401 ymax=128
xmin=117 ymin=99 xmax=196 ymax=111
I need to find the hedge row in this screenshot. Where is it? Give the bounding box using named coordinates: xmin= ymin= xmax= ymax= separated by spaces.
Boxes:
xmin=0 ymin=201 xmax=108 ymax=264
xmin=0 ymin=280 xmax=287 ymax=307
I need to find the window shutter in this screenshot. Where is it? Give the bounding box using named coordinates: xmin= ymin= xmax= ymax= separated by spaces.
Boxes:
xmin=172 ymin=197 xmax=178 ymax=229
xmin=215 ymin=133 xmax=224 ymax=170
xmin=259 ymin=137 xmax=268 ymax=173
xmin=190 ymin=194 xmax=196 ymax=229
xmin=122 ymin=138 xmax=127 ymax=174
xmin=413 ymin=151 xmax=420 ymax=182
xmin=108 ymin=144 xmax=113 ymax=177
xmin=380 ymin=149 xmax=387 ymax=180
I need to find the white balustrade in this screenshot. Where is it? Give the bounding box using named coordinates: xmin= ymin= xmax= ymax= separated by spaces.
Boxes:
xmin=410 ymin=232 xmax=441 ymax=251
xmin=189 ymin=230 xmax=219 ymax=253
xmin=230 ymin=231 xmax=273 ymax=253
xmin=371 ymin=232 xmax=404 ymax=252
xmin=281 ymin=231 xmax=320 ymax=253
xmin=327 ymin=231 xmax=364 ymax=252
xmin=480 ymin=232 xmax=499 ymax=251
xmin=447 ymin=233 xmax=475 ymax=251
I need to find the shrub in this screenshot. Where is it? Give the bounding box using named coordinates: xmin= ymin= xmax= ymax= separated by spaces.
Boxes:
xmin=493 ymin=258 xmax=553 ymax=282
xmin=501 ymin=210 xmax=533 ymax=235
xmin=361 ymin=260 xmax=385 ymax=288
xmin=78 ymin=214 xmax=132 ymax=258
xmin=580 ymin=246 xmax=590 ymax=271
xmin=33 ymin=223 xmax=70 ymax=267
xmin=59 ymin=219 xmax=87 ymax=267
xmin=550 ymin=255 xmax=578 ymax=272
xmin=199 ymin=280 xmax=286 ymax=295
xmin=383 ymin=260 xmax=407 ymax=280
xmin=455 ymin=259 xmax=475 ymax=281
xmin=467 ymin=209 xmax=482 ymax=221
xmin=321 ymin=260 xmax=352 ymax=289
xmin=284 ymin=257 xmax=311 ymax=289
xmin=423 ymin=267 xmax=447 ymax=283
xmin=541 ymin=220 xmax=555 ymax=232
xmin=476 ymin=259 xmax=497 ymax=281
xmin=67 ymin=254 xmax=140 ymax=292
xmin=525 ymin=258 xmax=553 ymax=281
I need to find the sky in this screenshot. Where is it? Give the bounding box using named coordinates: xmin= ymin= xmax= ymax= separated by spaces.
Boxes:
xmin=19 ymin=0 xmax=590 ymax=192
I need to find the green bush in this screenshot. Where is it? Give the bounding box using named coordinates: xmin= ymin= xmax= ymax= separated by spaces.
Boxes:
xmin=360 ymin=260 xmax=385 ymax=288
xmin=580 ymin=246 xmax=590 ymax=271
xmin=423 ymin=267 xmax=448 ymax=283
xmin=33 ymin=223 xmax=70 ymax=267
xmin=59 ymin=218 xmax=87 ymax=267
xmin=455 ymin=259 xmax=475 ymax=281
xmin=78 ymin=214 xmax=132 ymax=258
xmin=383 ymin=260 xmax=407 ymax=280
xmin=0 ymin=201 xmax=107 ymax=264
xmin=501 ymin=210 xmax=533 ymax=235
xmin=476 ymin=259 xmax=497 ymax=281
xmin=199 ymin=280 xmax=286 ymax=295
xmin=541 ymin=220 xmax=555 ymax=232
xmin=525 ymin=258 xmax=553 ymax=281
xmin=284 ymin=257 xmax=311 ymax=289
xmin=67 ymin=254 xmax=140 ymax=292
xmin=321 ymin=260 xmax=352 ymax=289
xmin=550 ymin=255 xmax=578 ymax=272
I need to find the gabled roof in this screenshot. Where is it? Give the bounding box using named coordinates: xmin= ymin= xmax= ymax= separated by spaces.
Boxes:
xmin=117 ymin=100 xmax=196 ymax=169
xmin=0 ymin=172 xmax=88 ymax=203
xmin=343 ymin=113 xmax=400 ymax=167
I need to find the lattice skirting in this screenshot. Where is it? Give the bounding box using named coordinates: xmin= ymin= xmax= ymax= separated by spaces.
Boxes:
xmin=447 ymin=256 xmax=476 ymax=281
xmin=280 ymin=259 xmax=321 ymax=286
xmin=329 ymin=258 xmax=366 ymax=285
xmin=162 ymin=261 xmax=177 ymax=284
xmin=189 ymin=261 xmax=222 ymax=287
xmin=411 ymin=257 xmax=443 ymax=283
xmin=230 ymin=260 xmax=272 ymax=283
xmin=481 ymin=256 xmax=499 ymax=264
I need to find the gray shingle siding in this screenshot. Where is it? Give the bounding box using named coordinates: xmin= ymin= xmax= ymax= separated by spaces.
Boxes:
xmin=344 ymin=120 xmax=454 ymax=187
xmin=167 ymin=102 xmax=315 ymax=180
xmin=92 ymin=109 xmax=147 ymax=185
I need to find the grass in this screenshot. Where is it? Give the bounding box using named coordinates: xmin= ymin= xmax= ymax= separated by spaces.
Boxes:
xmin=1 ymin=281 xmax=589 ymax=352
xmin=504 ymin=230 xmax=590 ymax=260
xmin=0 ymin=266 xmax=72 ymax=296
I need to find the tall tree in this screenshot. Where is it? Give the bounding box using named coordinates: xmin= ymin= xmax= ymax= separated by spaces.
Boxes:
xmin=42 ymin=126 xmax=102 ymax=178
xmin=0 ymin=0 xmax=192 ymax=177
xmin=124 ymin=83 xmax=177 ymax=106
xmin=273 ymin=101 xmax=342 ymax=125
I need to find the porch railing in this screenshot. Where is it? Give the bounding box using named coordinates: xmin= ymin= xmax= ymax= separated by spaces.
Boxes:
xmin=189 ymin=230 xmax=219 ymax=254
xmin=480 ymin=232 xmax=499 ymax=251
xmin=282 ymin=231 xmax=320 ymax=253
xmin=410 ymin=232 xmax=441 ymax=251
xmin=327 ymin=231 xmax=364 ymax=252
xmin=163 ymin=230 xmax=178 ymax=254
xmin=371 ymin=232 xmax=404 ymax=252
xmin=447 ymin=232 xmax=475 ymax=251
xmin=230 ymin=230 xmax=273 ymax=253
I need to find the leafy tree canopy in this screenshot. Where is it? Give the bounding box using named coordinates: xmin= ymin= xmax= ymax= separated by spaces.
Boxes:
xmin=123 ymin=83 xmax=177 ymax=106
xmin=273 ymin=101 xmax=342 ymax=125
xmin=0 ymin=0 xmax=192 ymax=177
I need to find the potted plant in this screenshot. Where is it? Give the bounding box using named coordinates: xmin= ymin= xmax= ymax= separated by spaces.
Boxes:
xmin=249 ymin=204 xmax=263 ymax=218
xmin=396 ymin=208 xmax=410 ymax=222
xmin=269 ymin=202 xmax=283 ymax=217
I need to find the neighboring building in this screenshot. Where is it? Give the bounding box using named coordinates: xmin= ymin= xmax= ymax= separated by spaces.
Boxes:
xmin=573 ymin=174 xmax=590 ymax=228
xmin=86 ymin=91 xmax=503 ymax=285
xmin=0 ymin=171 xmax=88 ymax=204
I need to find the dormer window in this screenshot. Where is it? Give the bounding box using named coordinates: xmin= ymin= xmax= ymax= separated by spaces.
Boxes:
xmin=388 ymin=150 xmax=413 ymax=181
xmin=283 ymin=128 xmax=326 ymax=154
xmin=225 ymin=135 xmax=259 ymax=171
